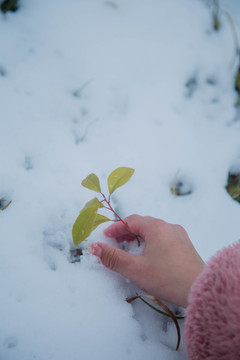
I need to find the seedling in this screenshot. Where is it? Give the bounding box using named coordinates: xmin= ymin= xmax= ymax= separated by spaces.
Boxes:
xmin=171 ymin=170 xmax=193 ymax=196
xmin=72 ymin=167 xmax=139 ymax=248
xmin=171 ymin=180 xmax=193 ymax=196
xmin=73 ymin=168 xmax=184 ymax=350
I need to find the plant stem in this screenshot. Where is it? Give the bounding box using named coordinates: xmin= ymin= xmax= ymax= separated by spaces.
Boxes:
xmin=101 ymin=192 xmax=141 ymax=246
xmin=126 ymin=294 xmax=185 ymax=320
xmin=0 ymin=200 xmax=12 ymax=211
xmin=126 ymin=293 xmax=183 ymax=351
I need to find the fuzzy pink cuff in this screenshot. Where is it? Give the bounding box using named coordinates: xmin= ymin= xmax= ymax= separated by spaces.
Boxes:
xmin=184 ymin=240 xmax=240 ymax=360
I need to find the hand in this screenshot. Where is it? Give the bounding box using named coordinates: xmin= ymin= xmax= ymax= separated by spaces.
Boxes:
xmin=89 ymin=214 xmax=205 ymax=308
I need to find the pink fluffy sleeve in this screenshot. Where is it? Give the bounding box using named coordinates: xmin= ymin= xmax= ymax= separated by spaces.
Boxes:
xmin=184 ymin=240 xmax=240 ymax=360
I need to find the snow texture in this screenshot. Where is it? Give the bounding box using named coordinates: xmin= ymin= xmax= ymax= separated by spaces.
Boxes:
xmin=0 ymin=0 xmax=240 ymax=359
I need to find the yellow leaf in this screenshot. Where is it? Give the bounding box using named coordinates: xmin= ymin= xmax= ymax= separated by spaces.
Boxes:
xmin=107 ymin=167 xmax=135 ymax=194
xmin=92 ymin=214 xmax=111 ymax=231
xmin=82 ymin=173 xmax=101 ymax=193
xmin=72 ymin=198 xmax=101 ymax=247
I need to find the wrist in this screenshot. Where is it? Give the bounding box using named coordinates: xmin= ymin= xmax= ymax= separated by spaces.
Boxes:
xmin=183 ymin=262 xmax=205 ymax=308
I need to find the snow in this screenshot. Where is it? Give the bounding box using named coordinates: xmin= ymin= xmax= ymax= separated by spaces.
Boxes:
xmin=0 ymin=0 xmax=240 ymax=359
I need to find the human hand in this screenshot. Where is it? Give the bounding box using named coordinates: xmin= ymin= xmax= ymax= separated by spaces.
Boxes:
xmin=89 ymin=214 xmax=205 ymax=308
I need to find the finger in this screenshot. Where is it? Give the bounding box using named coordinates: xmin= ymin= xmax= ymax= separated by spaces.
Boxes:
xmin=104 ymin=214 xmax=159 ymax=242
xmin=104 ymin=214 xmax=145 ymax=240
xmin=114 ymin=234 xmax=137 ymax=242
xmin=104 ymin=223 xmax=136 ymax=242
xmin=89 ymin=242 xmax=144 ymax=282
xmin=104 ymin=220 xmax=135 ymax=240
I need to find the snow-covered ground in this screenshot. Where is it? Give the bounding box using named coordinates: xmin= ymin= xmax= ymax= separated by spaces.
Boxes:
xmin=1 ymin=0 xmax=240 ymax=359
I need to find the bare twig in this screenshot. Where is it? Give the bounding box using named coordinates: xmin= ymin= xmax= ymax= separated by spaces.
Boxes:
xmin=1 ymin=200 xmax=12 ymax=211
xmin=126 ymin=293 xmax=184 ymax=350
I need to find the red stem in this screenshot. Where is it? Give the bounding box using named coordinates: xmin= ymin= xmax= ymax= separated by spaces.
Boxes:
xmin=101 ymin=192 xmax=140 ymax=245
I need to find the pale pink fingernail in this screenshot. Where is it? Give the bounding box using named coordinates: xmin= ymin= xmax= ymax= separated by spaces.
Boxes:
xmin=88 ymin=243 xmax=102 ymax=257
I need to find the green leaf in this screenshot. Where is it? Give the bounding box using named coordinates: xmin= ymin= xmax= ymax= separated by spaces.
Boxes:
xmin=72 ymin=197 xmax=101 ymax=247
xmin=81 ymin=173 xmax=101 ymax=193
xmin=107 ymin=167 xmax=135 ymax=194
xmin=92 ymin=214 xmax=111 ymax=231
xmin=77 ymin=196 xmax=104 ymax=217
xmin=81 ymin=197 xmax=101 ymax=210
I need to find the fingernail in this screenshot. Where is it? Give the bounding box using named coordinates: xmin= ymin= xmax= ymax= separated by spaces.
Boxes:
xmin=88 ymin=243 xmax=102 ymax=257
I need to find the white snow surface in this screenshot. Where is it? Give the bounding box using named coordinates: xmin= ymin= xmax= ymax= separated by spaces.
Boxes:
xmin=1 ymin=0 xmax=240 ymax=359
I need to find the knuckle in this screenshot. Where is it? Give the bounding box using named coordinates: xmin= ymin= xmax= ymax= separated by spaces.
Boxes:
xmin=130 ymin=213 xmax=139 ymax=218
xmin=174 ymin=224 xmax=185 ymax=233
xmin=127 ymin=214 xmax=140 ymax=223
xmin=173 ymin=224 xmax=188 ymax=238
xmin=154 ymin=219 xmax=167 ymax=232
xmin=156 ymin=218 xmax=167 ymax=226
xmin=102 ymin=248 xmax=119 ymax=271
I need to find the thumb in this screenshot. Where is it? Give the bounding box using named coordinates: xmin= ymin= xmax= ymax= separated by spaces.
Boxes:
xmin=89 ymin=242 xmax=143 ymax=281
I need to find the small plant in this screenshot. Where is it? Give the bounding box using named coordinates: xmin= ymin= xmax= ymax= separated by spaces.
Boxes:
xmin=171 ymin=171 xmax=193 ymax=196
xmin=73 ymin=167 xmax=184 ymax=350
xmin=171 ymin=179 xmax=193 ymax=196
xmin=205 ymin=1 xmax=240 ymax=71
xmin=72 ymin=167 xmax=138 ymax=248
